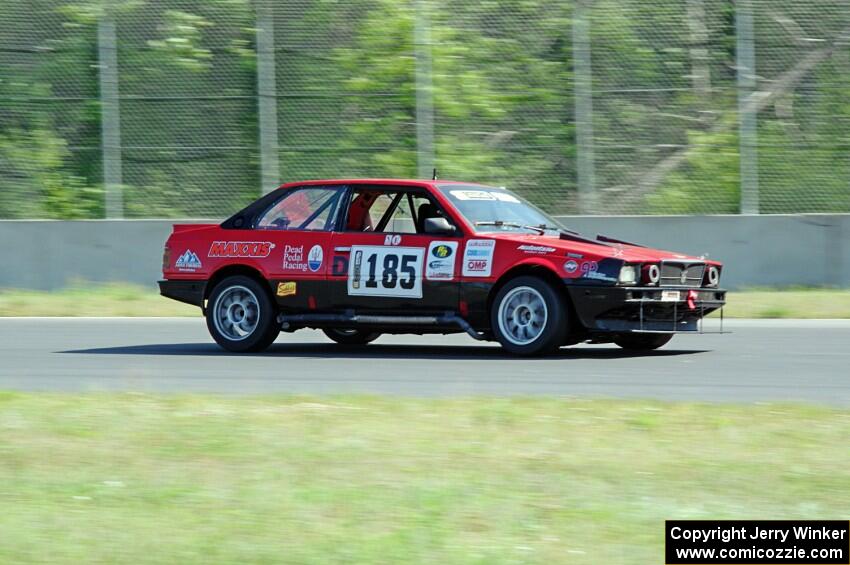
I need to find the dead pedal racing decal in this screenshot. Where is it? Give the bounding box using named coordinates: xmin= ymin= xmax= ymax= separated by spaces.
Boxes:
xmin=462 ymin=239 xmax=495 ymax=277
xmin=174 ymin=250 xmax=202 ymax=271
xmin=348 ymin=245 xmax=424 ymax=298
xmin=208 ymin=241 xmax=274 ymax=258
xmin=276 ymin=281 xmax=297 ymax=297
xmin=425 ymin=241 xmax=458 ymax=281
xmin=282 ymin=244 xmax=324 ymax=273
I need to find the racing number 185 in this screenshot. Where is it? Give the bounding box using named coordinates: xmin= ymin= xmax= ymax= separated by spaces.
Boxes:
xmin=365 ymin=253 xmax=417 ymax=290
xmin=349 ymin=246 xmax=425 ymax=298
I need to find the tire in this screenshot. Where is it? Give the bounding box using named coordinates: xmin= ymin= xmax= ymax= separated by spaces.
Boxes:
xmin=613 ymin=333 xmax=673 ymax=351
xmin=490 ymin=276 xmax=568 ymax=356
xmin=322 ymin=328 xmax=380 ymax=345
xmin=206 ymin=275 xmax=279 ymax=352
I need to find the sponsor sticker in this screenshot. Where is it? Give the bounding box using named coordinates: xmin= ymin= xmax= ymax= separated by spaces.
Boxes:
xmin=282 ymin=245 xmax=310 ymax=272
xmin=518 ymin=245 xmax=556 ymax=255
xmin=450 ymin=190 xmax=521 ymax=203
xmin=584 ymin=270 xmax=617 ymax=282
xmin=426 ymin=241 xmax=458 ymax=280
xmin=566 ymin=252 xmax=584 ymax=259
xmin=462 ymin=239 xmax=496 ymax=277
xmin=175 ymin=249 xmax=202 ymax=271
xmin=348 ymin=246 xmax=425 ymax=298
xmin=383 ymin=234 xmax=402 ymax=246
xmin=208 ymin=241 xmax=274 ymax=258
xmin=580 ymin=260 xmax=599 ymax=275
xmin=276 ymin=282 xmax=297 ymax=297
xmin=564 ymin=260 xmax=578 ymax=274
xmin=450 ymin=190 xmax=496 ymax=201
xmin=307 ymin=244 xmax=323 ymax=272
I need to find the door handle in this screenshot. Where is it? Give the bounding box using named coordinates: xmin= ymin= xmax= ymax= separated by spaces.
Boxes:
xmin=334 ymin=246 xmax=351 ymax=253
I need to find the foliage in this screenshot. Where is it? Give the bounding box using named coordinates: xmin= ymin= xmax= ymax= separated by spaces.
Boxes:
xmin=0 ymin=0 xmax=847 ymax=218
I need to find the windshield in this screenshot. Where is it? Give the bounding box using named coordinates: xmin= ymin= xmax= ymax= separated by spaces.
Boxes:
xmin=438 ymin=184 xmax=564 ymax=234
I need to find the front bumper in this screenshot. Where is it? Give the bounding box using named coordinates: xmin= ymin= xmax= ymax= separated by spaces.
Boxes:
xmin=566 ymin=285 xmax=726 ymax=333
xmin=158 ymin=280 xmax=206 ymax=308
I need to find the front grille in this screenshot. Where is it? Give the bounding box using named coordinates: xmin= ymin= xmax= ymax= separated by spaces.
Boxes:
xmin=660 ymin=262 xmax=705 ymax=287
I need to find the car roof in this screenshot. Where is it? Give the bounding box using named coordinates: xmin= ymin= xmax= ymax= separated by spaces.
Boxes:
xmin=277 ymin=179 xmax=491 ymax=190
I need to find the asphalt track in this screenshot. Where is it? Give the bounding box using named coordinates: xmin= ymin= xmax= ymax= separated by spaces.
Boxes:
xmin=1 ymin=318 xmax=848 ymax=405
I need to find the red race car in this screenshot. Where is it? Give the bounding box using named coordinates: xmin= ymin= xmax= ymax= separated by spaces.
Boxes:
xmin=160 ymin=179 xmax=726 ymax=355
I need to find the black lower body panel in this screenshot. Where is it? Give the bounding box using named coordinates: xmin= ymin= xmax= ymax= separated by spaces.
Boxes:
xmin=565 ymin=285 xmax=726 ymax=333
xmin=159 ymin=280 xmax=206 ymax=308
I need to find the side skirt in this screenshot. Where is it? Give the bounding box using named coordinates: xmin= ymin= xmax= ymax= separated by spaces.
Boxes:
xmin=277 ymin=311 xmax=488 ymax=341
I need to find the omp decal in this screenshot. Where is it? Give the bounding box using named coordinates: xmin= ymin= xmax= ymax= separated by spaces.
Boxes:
xmin=383 ymin=234 xmax=402 ymax=246
xmin=276 ymin=282 xmax=297 ymax=297
xmin=518 ymin=245 xmax=556 ymax=254
xmin=563 ymin=260 xmax=578 ymax=274
xmin=175 ymin=250 xmax=202 ymax=271
xmin=307 ymin=245 xmax=323 ymax=272
xmin=462 ymin=239 xmax=496 ymax=277
xmin=425 ymin=241 xmax=458 ymax=281
xmin=348 ymin=246 xmax=425 ymax=298
xmin=208 ymin=241 xmax=274 ymax=258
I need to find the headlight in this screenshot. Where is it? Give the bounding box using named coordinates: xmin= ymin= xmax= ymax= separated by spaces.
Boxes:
xmin=643 ymin=264 xmax=660 ymax=285
xmin=618 ymin=264 xmax=638 ymax=285
xmin=706 ymin=265 xmax=720 ymax=287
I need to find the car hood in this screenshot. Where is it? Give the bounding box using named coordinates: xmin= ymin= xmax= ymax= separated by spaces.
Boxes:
xmin=487 ymin=232 xmax=717 ymax=264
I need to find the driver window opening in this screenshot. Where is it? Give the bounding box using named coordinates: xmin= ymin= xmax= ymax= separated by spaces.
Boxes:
xmin=345 ymin=188 xmax=447 ymax=234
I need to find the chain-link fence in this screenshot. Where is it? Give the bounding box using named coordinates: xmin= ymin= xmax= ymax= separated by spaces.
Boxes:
xmin=1 ymin=0 xmax=848 ymax=219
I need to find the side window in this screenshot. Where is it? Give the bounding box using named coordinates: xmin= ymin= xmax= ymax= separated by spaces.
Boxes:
xmin=344 ymin=188 xmax=445 ymax=234
xmin=383 ymin=196 xmax=417 ymax=234
xmin=257 ymin=187 xmax=341 ymax=231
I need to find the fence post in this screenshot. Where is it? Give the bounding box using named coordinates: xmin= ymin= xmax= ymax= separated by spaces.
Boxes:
xmin=735 ymin=0 xmax=759 ymax=214
xmin=572 ymin=0 xmax=596 ymax=214
xmin=256 ymin=1 xmax=281 ymax=194
xmin=414 ymin=0 xmax=435 ymax=179
xmin=97 ymin=12 xmax=123 ymax=219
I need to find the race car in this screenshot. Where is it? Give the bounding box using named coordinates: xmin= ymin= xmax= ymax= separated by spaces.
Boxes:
xmin=159 ymin=179 xmax=726 ymax=355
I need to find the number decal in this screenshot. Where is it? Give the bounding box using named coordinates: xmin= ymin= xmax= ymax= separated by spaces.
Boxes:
xmin=348 ymin=246 xmax=424 ymax=298
xmin=365 ymin=254 xmax=378 ymax=288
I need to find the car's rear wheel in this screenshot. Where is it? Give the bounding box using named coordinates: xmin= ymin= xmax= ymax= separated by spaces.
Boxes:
xmin=490 ymin=276 xmax=568 ymax=356
xmin=613 ymin=333 xmax=673 ymax=350
xmin=206 ymin=275 xmax=279 ymax=352
xmin=322 ymin=328 xmax=380 ymax=345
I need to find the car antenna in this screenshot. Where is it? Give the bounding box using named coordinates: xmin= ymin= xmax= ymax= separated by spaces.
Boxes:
xmin=432 ymin=168 xmax=437 ymax=181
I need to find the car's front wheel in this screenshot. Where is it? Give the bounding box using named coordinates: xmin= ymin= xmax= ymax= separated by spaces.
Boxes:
xmin=613 ymin=333 xmax=673 ymax=350
xmin=322 ymin=328 xmax=380 ymax=345
xmin=490 ymin=276 xmax=568 ymax=356
xmin=206 ymin=275 xmax=279 ymax=352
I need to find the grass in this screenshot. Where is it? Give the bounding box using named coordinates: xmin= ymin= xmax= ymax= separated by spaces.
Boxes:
xmin=720 ymin=288 xmax=850 ymax=319
xmin=1 ymin=284 xmax=849 ymax=318
xmin=0 ymin=394 xmax=847 ymax=563
xmin=0 ymin=284 xmax=197 ymax=317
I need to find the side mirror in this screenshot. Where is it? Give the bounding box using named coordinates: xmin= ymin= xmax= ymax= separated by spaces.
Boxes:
xmin=423 ymin=216 xmax=456 ymax=235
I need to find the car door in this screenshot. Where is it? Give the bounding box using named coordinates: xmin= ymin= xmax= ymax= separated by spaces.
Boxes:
xmin=329 ymin=186 xmax=462 ymax=314
xmin=250 ymin=184 xmax=344 ymax=311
